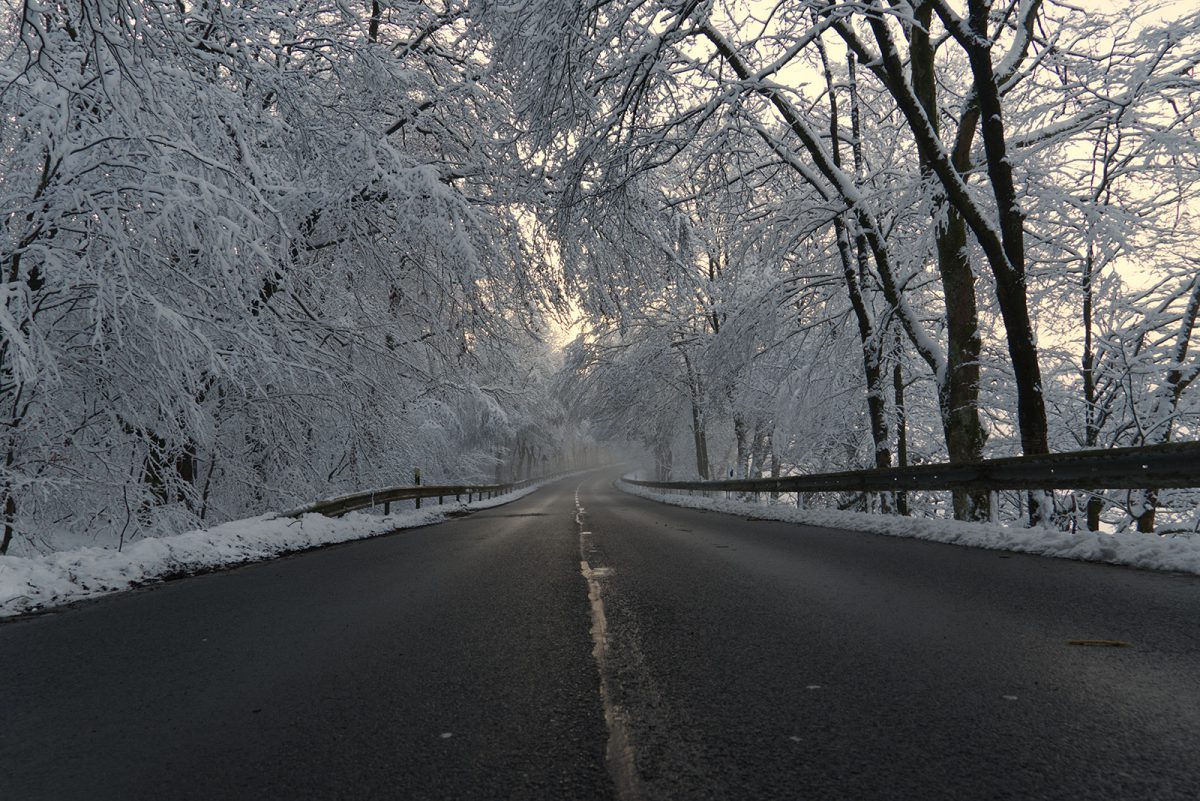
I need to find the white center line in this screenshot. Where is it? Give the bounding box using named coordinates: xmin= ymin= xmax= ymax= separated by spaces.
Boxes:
xmin=576 ymin=484 xmax=644 ymax=801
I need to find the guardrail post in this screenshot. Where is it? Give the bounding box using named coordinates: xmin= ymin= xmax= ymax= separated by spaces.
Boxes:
xmin=414 ymin=468 xmax=422 ymax=510
xmin=384 ymin=501 xmax=391 ymax=515
xmin=439 ymin=495 xmax=443 ymax=505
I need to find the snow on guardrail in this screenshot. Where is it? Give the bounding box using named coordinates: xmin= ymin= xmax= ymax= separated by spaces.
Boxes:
xmin=619 ymin=479 xmax=1200 ymax=576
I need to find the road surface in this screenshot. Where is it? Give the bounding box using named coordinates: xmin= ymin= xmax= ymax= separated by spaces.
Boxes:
xmin=3 ymin=473 xmax=1199 ymax=800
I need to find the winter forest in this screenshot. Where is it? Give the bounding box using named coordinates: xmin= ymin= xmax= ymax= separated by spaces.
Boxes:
xmin=2 ymin=0 xmax=1198 ymax=557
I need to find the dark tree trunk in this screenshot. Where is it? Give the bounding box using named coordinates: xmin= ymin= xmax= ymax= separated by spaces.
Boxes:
xmin=750 ymin=422 xmax=769 ymax=478
xmin=1082 ymin=244 xmax=1104 ymax=531
xmin=691 ymin=397 xmax=710 ymax=480
xmin=678 ymin=347 xmax=711 ymax=479
xmin=734 ymin=414 xmax=750 ymax=478
xmin=1 ymin=489 xmax=14 ymax=555
xmin=909 ymin=6 xmax=990 ymax=521
xmin=960 ymin=1 xmax=1051 ymax=521
xmin=892 ymin=334 xmax=910 ymax=517
xmin=369 ymin=0 xmax=381 ymax=42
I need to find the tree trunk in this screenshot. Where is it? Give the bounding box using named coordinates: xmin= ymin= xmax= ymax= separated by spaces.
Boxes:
xmin=1132 ymin=277 xmax=1200 ymax=532
xmin=1082 ymin=244 xmax=1105 ymax=531
xmin=691 ymin=397 xmax=710 ymax=480
xmin=750 ymin=422 xmax=769 ymax=478
xmin=892 ymin=334 xmax=910 ymax=517
xmin=769 ymin=440 xmax=781 ymax=501
xmin=0 ymin=484 xmax=14 ymax=555
xmin=908 ymin=7 xmax=990 ymax=521
xmin=734 ymin=414 xmax=750 ymax=479
xmin=960 ymin=1 xmax=1052 ymax=521
xmin=654 ymin=437 xmax=673 ymax=482
xmin=678 ymin=346 xmax=711 ymax=479
xmin=816 ymin=33 xmax=893 ymax=512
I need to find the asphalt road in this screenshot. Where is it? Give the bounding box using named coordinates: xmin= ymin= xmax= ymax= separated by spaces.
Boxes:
xmin=3 ymin=473 xmax=1199 ymax=800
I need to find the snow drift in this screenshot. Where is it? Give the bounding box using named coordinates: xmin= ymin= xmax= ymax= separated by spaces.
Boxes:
xmin=0 ymin=486 xmax=541 ymax=619
xmin=620 ymin=480 xmax=1200 ymax=576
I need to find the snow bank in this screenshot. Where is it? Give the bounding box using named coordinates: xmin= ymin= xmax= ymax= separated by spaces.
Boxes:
xmin=0 ymin=484 xmax=543 ymax=618
xmin=619 ymin=480 xmax=1200 ymax=576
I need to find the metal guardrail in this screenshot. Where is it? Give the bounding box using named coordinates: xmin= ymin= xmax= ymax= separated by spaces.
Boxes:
xmin=622 ymin=441 xmax=1200 ymax=495
xmin=283 ymin=476 xmax=551 ymax=519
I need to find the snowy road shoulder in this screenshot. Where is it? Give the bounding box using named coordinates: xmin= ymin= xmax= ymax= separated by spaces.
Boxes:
xmin=618 ymin=480 xmax=1200 ymax=576
xmin=0 ymin=484 xmax=545 ymax=619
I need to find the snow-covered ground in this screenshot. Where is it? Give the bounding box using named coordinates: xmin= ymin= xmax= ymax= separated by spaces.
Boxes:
xmin=0 ymin=484 xmax=545 ymax=619
xmin=619 ymin=480 xmax=1200 ymax=576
